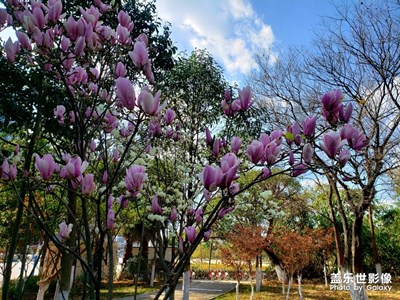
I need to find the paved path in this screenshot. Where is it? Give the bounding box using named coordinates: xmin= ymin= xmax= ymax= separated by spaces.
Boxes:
xmin=118 ymin=280 xmax=236 ymax=300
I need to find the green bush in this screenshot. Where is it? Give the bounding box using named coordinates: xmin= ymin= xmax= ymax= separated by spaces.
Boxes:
xmin=125 ymin=255 xmax=149 ymax=280
xmin=8 ymin=275 xmax=40 ymax=300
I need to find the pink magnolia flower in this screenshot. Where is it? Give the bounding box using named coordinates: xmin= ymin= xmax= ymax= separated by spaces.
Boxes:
xmin=151 ymin=195 xmax=162 ymax=215
xmin=16 ymin=31 xmax=32 ymax=51
xmin=115 ymin=62 xmax=127 ymax=78
xmin=195 ymin=207 xmax=203 ymax=224
xmin=170 ymin=208 xmax=178 ymax=222
xmin=302 ymin=143 xmax=314 ymax=164
xmin=263 ymin=141 xmax=281 ymax=165
xmin=5 ymin=37 xmax=19 ymax=63
xmin=339 ymin=103 xmax=353 ymax=123
xmin=138 ymin=88 xmax=160 ymax=115
xmin=1 ymin=160 xmax=16 ymax=180
xmin=118 ymin=10 xmax=134 ymax=31
xmin=125 ymin=165 xmax=147 ymax=192
xmin=113 ymin=148 xmax=119 ymax=162
xmin=59 ymin=221 xmax=73 ymax=239
xmin=321 ymin=90 xmax=343 ymax=125
xmin=204 ymin=230 xmax=212 ymax=242
xmin=129 ymin=40 xmax=149 ymax=67
xmin=54 ymin=105 xmax=66 ymax=124
xmin=262 ymin=167 xmax=271 ymax=178
xmin=286 ymin=122 xmax=302 ymax=146
xmin=220 ymin=153 xmax=240 ymax=189
xmin=218 ymin=207 xmax=234 ymax=219
xmin=230 ymin=99 xmax=240 ymax=112
xmin=247 ymin=140 xmax=264 ymax=164
xmin=117 ymin=195 xmax=129 ymax=209
xmin=164 ymin=108 xmax=175 ymax=125
xmin=115 ymin=77 xmax=135 ymax=110
xmin=302 ymin=115 xmax=317 ymax=137
xmin=320 ymin=131 xmax=346 ymax=159
xmin=212 ymin=138 xmax=220 ymax=158
xmin=101 ymin=170 xmax=108 ymax=184
xmin=340 ymin=124 xmax=368 ymax=151
xmin=107 ymin=208 xmax=115 ymax=229
xmin=292 ymin=163 xmax=308 ymax=177
xmin=231 ymin=137 xmax=242 ymax=155
xmin=116 ymin=24 xmax=131 ymax=44
xmin=199 ymin=165 xmax=222 ymax=192
xmin=239 ymin=86 xmax=252 ymax=110
xmin=60 ymin=156 xmax=88 ymax=179
xmin=74 ymin=36 xmax=86 ymax=56
xmin=35 ymin=154 xmax=57 ymax=180
xmin=81 ymin=173 xmax=95 ymax=195
xmin=48 ymin=0 xmax=63 ymax=22
xmin=185 ymin=226 xmax=196 ymax=244
xmin=338 ymin=149 xmax=351 ymax=167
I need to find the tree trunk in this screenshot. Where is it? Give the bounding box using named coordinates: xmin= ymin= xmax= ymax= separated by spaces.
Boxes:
xmin=182 ymin=262 xmax=191 ymax=300
xmin=285 ymin=274 xmax=293 ymax=300
xmin=236 ymin=281 xmax=240 ymax=300
xmin=368 ymin=205 xmax=381 ymax=281
xmin=350 ymin=207 xmax=368 ymax=300
xmin=298 ymin=272 xmax=303 ymax=300
xmin=54 ymin=188 xmax=77 ymax=300
xmin=123 ymin=233 xmax=134 ymax=268
xmin=256 ymin=256 xmax=262 ymax=292
xmin=323 ymin=263 xmax=328 ymax=287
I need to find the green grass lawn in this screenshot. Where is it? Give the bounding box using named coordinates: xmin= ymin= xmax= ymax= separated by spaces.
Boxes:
xmin=215 ymin=280 xmax=400 ymax=300
xmin=99 ymin=281 xmax=157 ymax=300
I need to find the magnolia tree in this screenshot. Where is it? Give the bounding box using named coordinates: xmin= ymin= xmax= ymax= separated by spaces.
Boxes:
xmin=0 ymin=1 xmax=368 ymax=300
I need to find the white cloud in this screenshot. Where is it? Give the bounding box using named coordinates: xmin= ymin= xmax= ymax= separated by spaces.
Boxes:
xmin=156 ymin=0 xmax=275 ymax=79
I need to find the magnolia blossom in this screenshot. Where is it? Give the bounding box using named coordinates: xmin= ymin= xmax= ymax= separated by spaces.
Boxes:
xmin=302 ymin=143 xmax=314 ymax=164
xmin=239 ymin=86 xmax=251 ymax=110
xmin=338 ymin=149 xmax=351 ymax=167
xmin=302 ymin=115 xmax=317 ymax=137
xmin=231 ymin=136 xmax=241 ymax=155
xmin=320 ymin=131 xmax=346 ymax=159
xmin=199 ymin=165 xmax=222 ymax=192
xmin=35 ymin=154 xmax=57 ymax=180
xmin=218 ymin=207 xmax=234 ymax=219
xmin=115 ymin=77 xmax=135 ymax=110
xmin=339 ymin=103 xmax=353 ymax=123
xmin=59 ymin=221 xmax=73 ymax=239
xmin=138 ymin=88 xmax=160 ymax=115
xmin=129 ymin=40 xmax=149 ymax=67
xmin=164 ymin=108 xmax=175 ymax=125
xmin=107 ymin=208 xmax=115 ymax=229
xmin=321 ymin=90 xmax=343 ymax=125
xmin=185 ymin=226 xmax=196 ymax=244
xmin=247 ymin=140 xmax=264 ymax=164
xmin=81 ymin=173 xmax=95 ymax=195
xmin=220 ymin=153 xmax=239 ymax=189
xmin=204 ymin=230 xmax=212 ymax=242
xmin=292 ymin=163 xmax=308 ymax=177
xmin=125 ymin=165 xmax=147 ymax=192
xmin=170 ymin=208 xmax=178 ymax=222
xmin=60 ymin=156 xmax=88 ymax=179
xmin=151 ymin=195 xmax=162 ymax=215
xmin=195 ymin=207 xmax=203 ymax=224
xmin=54 ymin=105 xmax=66 ymax=124
xmin=1 ymin=160 xmax=17 ymax=180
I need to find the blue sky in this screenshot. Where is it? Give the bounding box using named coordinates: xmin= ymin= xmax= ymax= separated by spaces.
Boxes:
xmin=156 ymin=0 xmax=341 ymax=82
